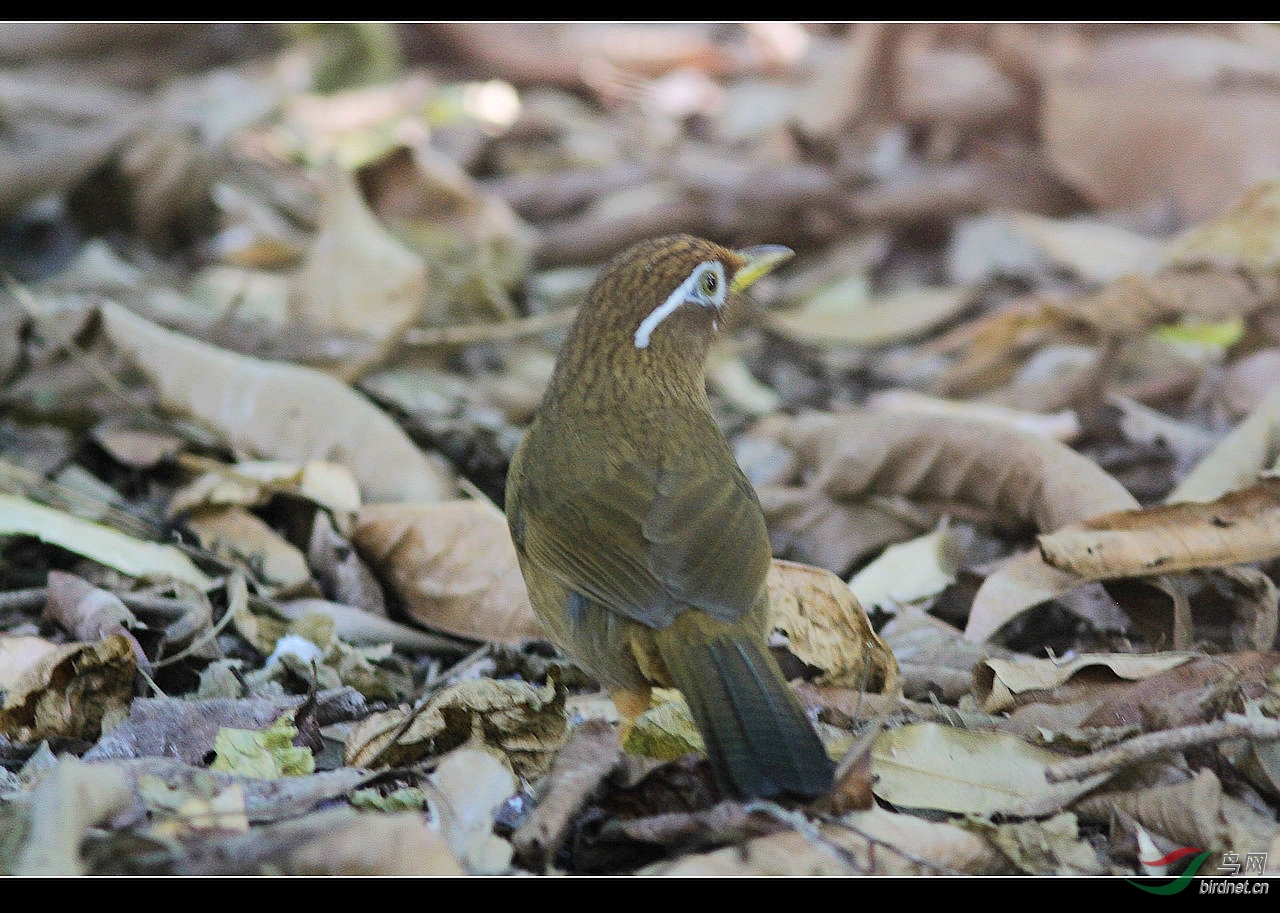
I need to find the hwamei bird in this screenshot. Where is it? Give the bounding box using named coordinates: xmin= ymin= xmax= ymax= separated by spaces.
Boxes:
xmin=505 ymin=234 xmax=834 ymax=799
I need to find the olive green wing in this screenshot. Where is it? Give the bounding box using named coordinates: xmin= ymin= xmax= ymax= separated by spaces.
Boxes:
xmin=510 ymin=424 xmax=769 ymax=629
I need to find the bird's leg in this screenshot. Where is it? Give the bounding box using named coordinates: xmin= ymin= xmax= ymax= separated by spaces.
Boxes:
xmin=608 ymin=684 xmax=653 ymax=748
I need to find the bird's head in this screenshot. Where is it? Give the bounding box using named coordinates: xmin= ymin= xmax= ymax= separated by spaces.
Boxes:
xmin=550 ymin=235 xmax=792 ymax=398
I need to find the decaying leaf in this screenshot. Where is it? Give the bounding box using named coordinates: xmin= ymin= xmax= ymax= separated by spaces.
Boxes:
xmin=353 ymin=499 xmax=542 ymax=643
xmin=766 ymin=558 xmax=899 ymax=692
xmin=0 ymin=634 xmax=137 ymax=743
xmin=96 ymin=301 xmax=455 ymax=504
xmin=209 ymin=714 xmax=316 ymax=779
xmin=344 ymin=674 xmax=567 ymax=781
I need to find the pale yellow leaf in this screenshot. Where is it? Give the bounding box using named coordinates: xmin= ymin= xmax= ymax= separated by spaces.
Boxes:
xmin=0 ymin=493 xmax=212 ymax=590
xmin=872 ymin=722 xmax=1104 ymax=816
xmin=848 ymin=526 xmax=964 ymax=611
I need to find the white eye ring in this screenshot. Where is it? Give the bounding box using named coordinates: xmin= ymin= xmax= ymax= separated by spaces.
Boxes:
xmin=634 ymin=261 xmax=726 ymax=349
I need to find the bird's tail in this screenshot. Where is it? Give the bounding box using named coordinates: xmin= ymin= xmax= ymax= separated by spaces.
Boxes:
xmin=653 ymin=617 xmax=834 ymax=799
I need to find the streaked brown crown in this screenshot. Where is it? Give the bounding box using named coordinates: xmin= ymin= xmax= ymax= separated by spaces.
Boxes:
xmin=543 ymin=235 xmax=749 ymax=406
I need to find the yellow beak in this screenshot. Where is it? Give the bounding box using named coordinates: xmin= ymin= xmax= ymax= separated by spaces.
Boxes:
xmin=731 ymin=244 xmax=794 ymax=293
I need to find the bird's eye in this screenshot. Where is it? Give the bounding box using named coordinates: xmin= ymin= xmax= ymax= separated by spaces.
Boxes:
xmin=698 ymin=268 xmax=720 ymax=296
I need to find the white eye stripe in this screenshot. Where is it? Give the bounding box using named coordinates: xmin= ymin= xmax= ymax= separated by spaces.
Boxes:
xmin=634 ymin=261 xmax=726 ymax=349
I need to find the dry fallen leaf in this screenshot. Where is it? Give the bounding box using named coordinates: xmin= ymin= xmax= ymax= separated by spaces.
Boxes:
xmin=358 ymin=143 xmax=536 ymax=328
xmin=774 ymin=409 xmax=1137 ymax=533
xmin=0 ymin=636 xmax=61 ymax=691
xmin=763 ymin=282 xmax=976 ymax=348
xmin=1040 ymin=31 xmax=1280 ymax=222
xmin=344 ymin=674 xmax=567 ymax=780
xmin=9 ymin=758 xmax=134 ymax=876
xmin=353 ymin=498 xmax=542 ymax=643
xmin=766 ymin=558 xmax=900 ymax=693
xmin=0 ymin=634 xmax=137 ymax=743
xmin=1079 ymin=651 xmax=1280 ymax=731
xmin=848 ymin=525 xmax=966 ymax=612
xmin=182 ymin=505 xmax=312 ymax=591
xmin=290 ymin=161 xmax=428 ymax=381
xmin=1171 ymin=384 xmax=1280 ymax=505
xmin=194 ymin=806 xmax=466 ymax=876
xmin=871 ymin=721 xmax=1107 ymax=817
xmin=1038 ymin=477 xmax=1280 ymax=580
xmin=974 ymin=652 xmax=1196 ymax=715
xmin=42 ymin=570 xmax=143 ymax=649
xmin=427 ymin=747 xmax=517 ymax=874
xmin=647 ymin=803 xmax=1008 ymax=876
xmin=0 ymin=493 xmax=213 ymax=590
xmin=97 ymin=301 xmax=456 ymax=504
xmin=1076 ymin=768 xmax=1280 ymax=876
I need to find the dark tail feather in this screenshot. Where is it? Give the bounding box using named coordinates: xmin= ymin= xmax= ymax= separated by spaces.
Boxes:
xmin=656 ymin=630 xmax=833 ymax=798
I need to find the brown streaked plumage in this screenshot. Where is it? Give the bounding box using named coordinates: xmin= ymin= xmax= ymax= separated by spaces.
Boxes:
xmin=505 ymin=235 xmax=833 ymax=798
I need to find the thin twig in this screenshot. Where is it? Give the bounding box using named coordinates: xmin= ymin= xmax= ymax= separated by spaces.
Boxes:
xmin=1045 ymin=713 xmax=1280 ymax=783
xmin=400 ymin=308 xmax=576 ymax=348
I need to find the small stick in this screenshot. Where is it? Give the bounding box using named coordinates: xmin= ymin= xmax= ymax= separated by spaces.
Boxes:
xmin=1045 ymin=714 xmax=1280 ymax=783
